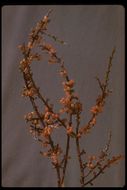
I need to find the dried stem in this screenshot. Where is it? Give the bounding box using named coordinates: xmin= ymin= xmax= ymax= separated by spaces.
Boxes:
xmin=61 ymin=135 xmax=70 ymax=186
xmin=75 ymin=113 xmax=85 ymax=186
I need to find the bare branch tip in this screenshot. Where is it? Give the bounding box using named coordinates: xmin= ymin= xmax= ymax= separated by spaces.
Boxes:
xmin=46 ymin=9 xmax=53 ymax=17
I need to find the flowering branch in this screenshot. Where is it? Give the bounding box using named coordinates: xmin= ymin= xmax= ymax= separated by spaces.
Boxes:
xmin=19 ymin=10 xmax=123 ymax=187
xmin=78 ymin=48 xmax=116 ymax=137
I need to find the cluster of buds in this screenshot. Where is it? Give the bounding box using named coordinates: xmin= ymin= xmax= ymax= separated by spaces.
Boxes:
xmin=43 ymin=107 xmax=59 ymax=127
xmin=86 ymin=155 xmax=97 ymax=169
xmin=22 ymin=86 xmax=37 ymax=97
xmin=29 ymin=125 xmax=42 ymax=138
xmin=89 ymin=117 xmax=96 ymax=126
xmin=19 ymin=52 xmax=41 ymax=72
xmin=77 ymin=117 xmax=96 ymax=137
xmin=29 ymin=12 xmax=51 ymax=43
xmin=42 ymin=126 xmax=53 ymax=138
xmin=19 ymin=58 xmax=29 ymax=72
xmin=51 ymin=145 xmax=62 ymax=165
xmin=29 ymin=29 xmax=43 ymax=48
xmin=77 ymin=93 xmax=106 ymax=138
xmin=90 ymin=104 xmax=103 ymax=114
xmin=90 ymin=94 xmax=105 ymax=115
xmin=41 ymin=43 xmax=56 ymax=55
xmin=60 ymin=79 xmax=82 ymax=115
xmin=40 ymin=42 xmax=57 ymax=64
xmin=51 ymin=152 xmax=59 ymax=165
xmin=24 ymin=112 xmax=36 ymax=121
xmin=63 ymin=80 xmax=75 ymax=90
xmin=25 ymin=112 xmax=42 ymax=138
xmin=40 ymin=144 xmax=62 ymax=165
xmin=66 ymin=125 xmax=73 ymax=135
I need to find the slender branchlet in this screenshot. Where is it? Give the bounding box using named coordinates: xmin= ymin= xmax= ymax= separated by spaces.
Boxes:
xmin=19 ymin=10 xmax=123 ymax=187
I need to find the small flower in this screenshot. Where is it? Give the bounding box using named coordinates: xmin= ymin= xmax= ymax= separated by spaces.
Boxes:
xmin=90 ymin=105 xmax=103 ymax=114
xmin=63 ymin=85 xmax=71 ymax=92
xmin=42 ymin=43 xmax=56 ymax=55
xmin=27 ymin=42 xmax=33 ymax=49
xmin=89 ymin=117 xmax=96 ymax=126
xmin=19 ymin=59 xmax=28 ymax=71
xmin=42 ymin=126 xmax=53 ymax=138
xmin=22 ymin=87 xmax=37 ymax=97
xmin=87 ymin=162 xmax=94 ymax=169
xmin=77 ymin=132 xmax=82 ymax=138
xmin=90 ymin=105 xmax=99 ymax=114
xmin=44 ymin=111 xmax=50 ymax=120
xmin=23 ymin=67 xmax=29 ymax=74
xmin=43 ymin=16 xmax=49 ymax=23
xmin=66 ymin=126 xmax=73 ymax=135
xmin=60 ymin=97 xmax=71 ymax=106
xmin=66 ymin=80 xmax=75 ymax=88
xmin=78 ymin=126 xmax=90 ymax=135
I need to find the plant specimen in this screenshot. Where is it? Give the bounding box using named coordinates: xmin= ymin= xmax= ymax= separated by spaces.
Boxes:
xmin=19 ymin=10 xmax=123 ymax=187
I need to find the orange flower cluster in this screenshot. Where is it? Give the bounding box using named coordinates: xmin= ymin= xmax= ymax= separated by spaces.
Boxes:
xmin=90 ymin=105 xmax=103 ymax=114
xmin=66 ymin=126 xmax=73 ymax=135
xmin=22 ymin=86 xmax=37 ymax=97
xmin=77 ymin=92 xmax=106 ymax=138
xmin=41 ymin=42 xmax=57 ymax=64
xmin=24 ymin=112 xmax=35 ymax=121
xmin=42 ymin=43 xmax=56 ymax=55
xmin=19 ymin=58 xmax=29 ymax=72
xmin=40 ymin=144 xmax=62 ymax=165
xmin=29 ymin=13 xmax=50 ymax=42
xmin=24 ymin=112 xmax=40 ymax=125
xmin=19 ymin=52 xmax=41 ymax=72
xmin=90 ymin=94 xmax=105 ymax=115
xmin=86 ymin=155 xmax=97 ymax=169
xmin=89 ymin=117 xmax=96 ymax=126
xmin=64 ymin=80 xmax=75 ymax=89
xmin=29 ymin=125 xmax=42 ymax=136
xmin=60 ymin=79 xmax=82 ymax=115
xmin=43 ymin=107 xmax=59 ymax=127
xmin=50 ymin=152 xmax=59 ymax=164
xmin=77 ymin=116 xmax=96 ymax=137
xmin=42 ymin=126 xmax=53 ymax=138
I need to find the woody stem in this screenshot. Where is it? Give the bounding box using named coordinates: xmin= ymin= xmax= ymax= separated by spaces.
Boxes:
xmin=75 ymin=113 xmax=85 ymax=186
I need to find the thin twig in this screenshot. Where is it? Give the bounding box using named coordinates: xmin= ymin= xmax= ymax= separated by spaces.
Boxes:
xmin=61 ymin=114 xmax=72 ymax=186
xmin=75 ymin=113 xmax=85 ymax=186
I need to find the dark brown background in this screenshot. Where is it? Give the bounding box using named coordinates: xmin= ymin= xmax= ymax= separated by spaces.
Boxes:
xmin=2 ymin=5 xmax=125 ymax=187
